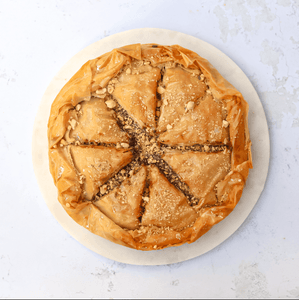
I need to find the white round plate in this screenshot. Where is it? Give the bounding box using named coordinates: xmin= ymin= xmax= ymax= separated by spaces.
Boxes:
xmin=32 ymin=28 xmax=270 ymax=265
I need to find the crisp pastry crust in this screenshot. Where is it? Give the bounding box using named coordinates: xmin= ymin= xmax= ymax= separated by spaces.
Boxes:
xmin=94 ymin=166 xmax=147 ymax=230
xmin=70 ymin=146 xmax=133 ymax=200
xmin=70 ymin=97 xmax=129 ymax=144
xmin=113 ymin=64 xmax=160 ymax=128
xmin=157 ymin=67 xmax=206 ymax=133
xmin=48 ymin=43 xmax=252 ymax=250
xmin=162 ymin=151 xmax=231 ymax=210
xmin=158 ymin=93 xmax=229 ymax=145
xmin=141 ymin=166 xmax=198 ymax=230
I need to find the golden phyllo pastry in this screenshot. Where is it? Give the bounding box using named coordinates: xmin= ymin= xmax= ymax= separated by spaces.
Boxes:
xmin=48 ymin=44 xmax=252 ymax=250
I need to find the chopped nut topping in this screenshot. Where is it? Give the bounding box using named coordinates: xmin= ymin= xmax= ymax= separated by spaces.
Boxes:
xmin=75 ymin=104 xmax=81 ymax=111
xmin=78 ymin=174 xmax=85 ymax=184
xmin=60 ymin=139 xmax=67 ymax=146
xmin=143 ymin=196 xmax=149 ymax=202
xmin=222 ymin=120 xmax=229 ymax=128
xmin=96 ymin=88 xmax=106 ymax=94
xmin=166 ymin=124 xmax=173 ymax=130
xmin=69 ymin=119 xmax=77 ymax=130
xmin=107 ymin=85 xmax=114 ymax=94
xmin=121 ymin=143 xmax=130 ymax=148
xmin=126 ymin=68 xmax=131 ymax=75
xmin=105 ymin=99 xmax=116 ymax=109
xmin=157 ymin=86 xmax=165 ymax=94
xmin=66 ymin=203 xmax=70 ymax=208
xmin=100 ymin=185 xmax=107 ymax=194
xmin=204 ymin=145 xmax=209 ymax=152
xmin=94 ymin=93 xmax=106 ymax=99
xmin=186 ymin=101 xmax=195 ymax=110
xmin=110 ymin=78 xmax=119 ymax=84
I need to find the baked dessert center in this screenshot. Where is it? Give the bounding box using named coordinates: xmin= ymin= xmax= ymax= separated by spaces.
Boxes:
xmin=137 ymin=133 xmax=161 ymax=164
xmin=48 ymin=43 xmax=252 ymax=250
xmin=114 ymin=105 xmax=162 ymax=164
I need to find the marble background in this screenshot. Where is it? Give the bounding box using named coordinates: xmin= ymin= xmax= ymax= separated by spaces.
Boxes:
xmin=0 ymin=0 xmax=298 ymax=298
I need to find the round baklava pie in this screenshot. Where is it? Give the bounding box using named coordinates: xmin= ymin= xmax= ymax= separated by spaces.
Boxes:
xmin=48 ymin=44 xmax=252 ymax=250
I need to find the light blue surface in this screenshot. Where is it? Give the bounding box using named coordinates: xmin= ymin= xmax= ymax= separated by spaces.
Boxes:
xmin=0 ymin=0 xmax=298 ymax=298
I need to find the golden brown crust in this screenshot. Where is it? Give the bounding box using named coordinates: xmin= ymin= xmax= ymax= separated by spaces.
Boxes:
xmin=69 ymin=145 xmax=133 ymax=200
xmin=162 ymin=151 xmax=231 ymax=205
xmin=157 ymin=67 xmax=207 ymax=133
xmin=113 ymin=64 xmax=160 ymax=128
xmin=158 ymin=93 xmax=229 ymax=145
xmin=141 ymin=166 xmax=198 ymax=230
xmin=94 ymin=166 xmax=147 ymax=230
xmin=69 ymin=97 xmax=129 ymax=144
xmin=48 ymin=43 xmax=252 ymax=250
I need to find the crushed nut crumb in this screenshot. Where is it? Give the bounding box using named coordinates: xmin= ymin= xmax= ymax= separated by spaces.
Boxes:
xmin=121 ymin=143 xmax=130 ymax=148
xmin=107 ymin=85 xmax=114 ymax=94
xmin=186 ymin=101 xmax=195 ymax=110
xmin=96 ymin=88 xmax=106 ymax=94
xmin=222 ymin=120 xmax=229 ymax=128
xmin=157 ymin=86 xmax=165 ymax=94
xmin=105 ymin=99 xmax=116 ymax=108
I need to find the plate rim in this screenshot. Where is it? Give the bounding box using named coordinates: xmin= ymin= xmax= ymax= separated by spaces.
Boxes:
xmin=32 ymin=28 xmax=270 ymax=265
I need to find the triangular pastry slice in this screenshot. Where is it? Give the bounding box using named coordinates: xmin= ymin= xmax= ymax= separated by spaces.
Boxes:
xmin=157 ymin=67 xmax=207 ymax=133
xmin=162 ymin=151 xmax=230 ymax=200
xmin=94 ymin=166 xmax=147 ymax=230
xmin=113 ymin=64 xmax=160 ymax=128
xmin=70 ymin=97 xmax=129 ymax=144
xmin=141 ymin=166 xmax=197 ymax=229
xmin=158 ymin=94 xmax=229 ymax=145
xmin=70 ymin=146 xmax=132 ymax=200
